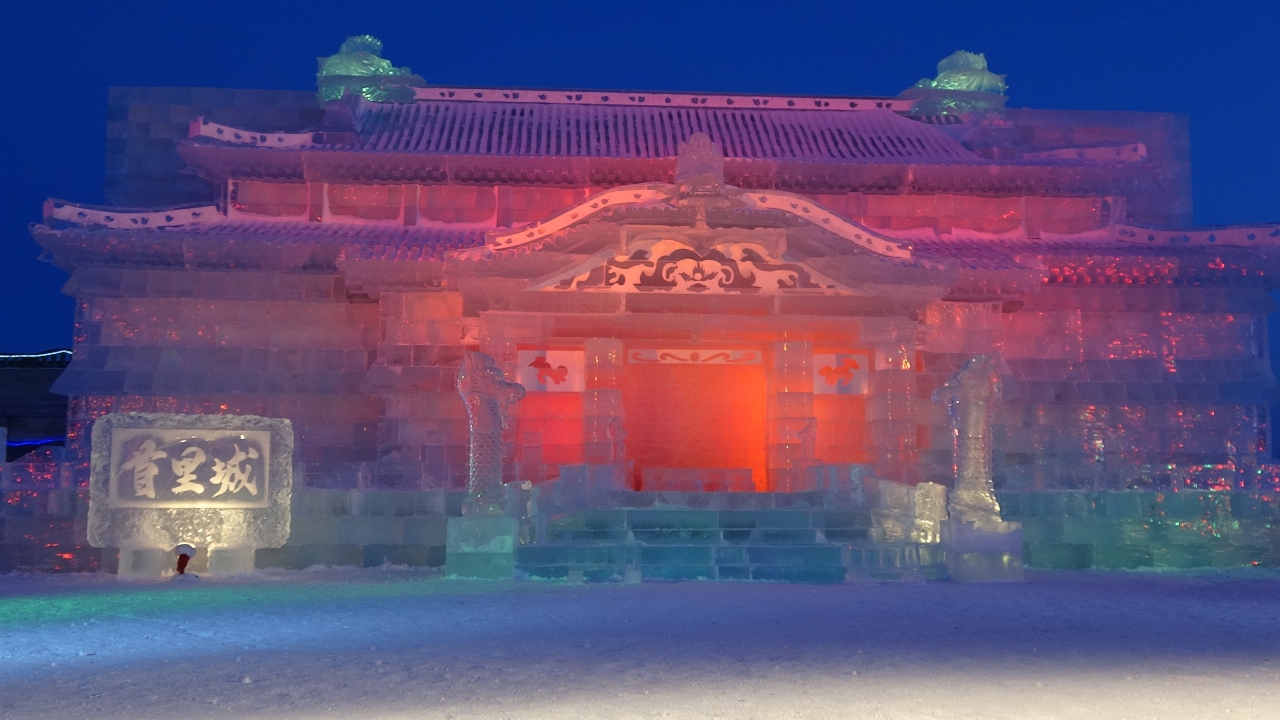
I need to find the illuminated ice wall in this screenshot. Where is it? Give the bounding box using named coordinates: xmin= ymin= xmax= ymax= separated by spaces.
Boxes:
xmin=8 ymin=41 xmax=1280 ymax=573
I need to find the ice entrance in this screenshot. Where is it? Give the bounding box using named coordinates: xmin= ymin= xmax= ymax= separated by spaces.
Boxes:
xmin=623 ymin=359 xmax=768 ymax=491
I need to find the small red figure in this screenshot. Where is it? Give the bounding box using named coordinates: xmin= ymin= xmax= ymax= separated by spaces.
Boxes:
xmin=529 ymin=356 xmax=569 ymax=386
xmin=174 ymin=543 xmax=195 ymax=575
xmin=818 ymin=357 xmax=860 ymax=387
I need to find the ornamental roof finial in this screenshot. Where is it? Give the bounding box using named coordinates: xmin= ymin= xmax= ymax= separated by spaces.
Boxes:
xmin=674 ymin=133 xmax=728 ymax=196
xmin=316 ymin=35 xmax=426 ymax=104
xmin=900 ymin=50 xmax=1008 ymax=116
xmin=675 ymin=133 xmax=724 ymax=182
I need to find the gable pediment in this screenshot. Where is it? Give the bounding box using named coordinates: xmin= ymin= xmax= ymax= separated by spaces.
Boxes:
xmin=530 ymin=233 xmax=868 ymax=296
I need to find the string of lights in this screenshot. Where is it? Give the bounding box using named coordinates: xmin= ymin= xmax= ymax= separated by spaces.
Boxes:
xmin=5 ymin=438 xmax=65 ymax=447
xmin=0 ymin=350 xmax=71 ymax=360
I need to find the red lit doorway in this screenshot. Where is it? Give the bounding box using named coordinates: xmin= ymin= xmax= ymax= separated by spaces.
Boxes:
xmin=623 ymin=358 xmax=768 ymax=490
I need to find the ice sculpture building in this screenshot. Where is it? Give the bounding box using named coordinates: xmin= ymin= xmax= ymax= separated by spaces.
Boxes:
xmin=13 ymin=42 xmax=1280 ymax=577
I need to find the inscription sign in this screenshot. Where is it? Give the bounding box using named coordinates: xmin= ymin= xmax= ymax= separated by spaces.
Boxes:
xmin=108 ymin=428 xmax=271 ymax=509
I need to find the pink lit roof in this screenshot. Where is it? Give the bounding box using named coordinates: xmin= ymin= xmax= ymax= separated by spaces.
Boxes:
xmin=352 ymin=102 xmax=981 ymax=163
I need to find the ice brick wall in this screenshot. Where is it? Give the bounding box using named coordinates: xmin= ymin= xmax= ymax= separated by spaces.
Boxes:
xmin=813 ymin=193 xmax=1115 ymax=236
xmin=229 ymin=182 xmax=1121 ymax=239
xmin=363 ymin=291 xmax=470 ymax=491
xmin=1001 ymin=489 xmax=1280 ymax=569
xmin=106 ymin=87 xmax=321 ymax=208
xmin=253 ymin=488 xmax=456 ymax=570
xmin=1002 ymin=108 xmax=1193 ymax=228
xmin=0 ymin=449 xmax=95 ymax=572
xmin=918 ymin=287 xmax=1274 ymax=492
xmin=0 ymin=459 xmax=457 ymax=572
xmin=54 ymin=268 xmax=381 ymax=484
xmin=231 ymin=182 xmax=593 ymax=230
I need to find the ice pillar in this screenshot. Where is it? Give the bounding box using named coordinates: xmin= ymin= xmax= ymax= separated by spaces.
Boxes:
xmin=768 ymin=340 xmax=815 ymax=492
xmin=933 ymin=354 xmax=1022 ymax=581
xmin=582 ymin=338 xmax=624 ymax=465
xmin=935 ymin=355 xmax=1002 ymax=526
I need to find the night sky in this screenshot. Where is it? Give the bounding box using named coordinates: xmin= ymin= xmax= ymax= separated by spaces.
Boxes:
xmin=2 ymin=1 xmax=1277 ymax=352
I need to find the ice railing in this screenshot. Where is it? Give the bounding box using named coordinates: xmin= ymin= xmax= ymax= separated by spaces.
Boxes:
xmin=43 ymin=199 xmax=220 ymax=231
xmin=410 ymin=86 xmax=917 ymax=112
xmin=188 ymin=117 xmax=316 ymax=148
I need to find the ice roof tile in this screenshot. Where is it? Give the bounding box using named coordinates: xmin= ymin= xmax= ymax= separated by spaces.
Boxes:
xmin=353 ymin=102 xmax=982 ymax=163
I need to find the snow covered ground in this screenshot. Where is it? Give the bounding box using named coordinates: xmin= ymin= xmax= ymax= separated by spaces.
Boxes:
xmin=0 ymin=568 xmax=1278 ymax=719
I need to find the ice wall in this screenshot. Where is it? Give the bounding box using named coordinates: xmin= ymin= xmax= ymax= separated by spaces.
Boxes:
xmin=53 ymin=268 xmax=381 ymax=493
xmin=917 ymin=288 xmax=1274 ymax=492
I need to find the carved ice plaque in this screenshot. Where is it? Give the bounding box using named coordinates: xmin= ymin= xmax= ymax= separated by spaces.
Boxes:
xmin=88 ymin=413 xmax=293 ymax=552
xmin=108 ymin=428 xmax=271 ymax=509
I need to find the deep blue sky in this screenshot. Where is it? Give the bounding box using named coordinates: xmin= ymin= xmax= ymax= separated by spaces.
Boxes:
xmin=2 ymin=1 xmax=1277 ymax=352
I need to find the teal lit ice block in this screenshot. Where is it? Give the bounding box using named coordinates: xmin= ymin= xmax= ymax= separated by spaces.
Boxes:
xmin=944 ymin=520 xmax=1024 ymax=582
xmin=446 ymin=517 xmax=516 ymax=579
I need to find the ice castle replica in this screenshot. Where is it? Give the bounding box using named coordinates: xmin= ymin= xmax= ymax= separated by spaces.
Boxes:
xmin=10 ymin=41 xmax=1280 ymax=579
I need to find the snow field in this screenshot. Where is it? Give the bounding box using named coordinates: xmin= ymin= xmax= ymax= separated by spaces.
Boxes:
xmin=0 ymin=568 xmax=1278 ymax=719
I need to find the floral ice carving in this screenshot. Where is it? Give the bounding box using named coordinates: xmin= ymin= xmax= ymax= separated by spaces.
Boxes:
xmin=457 ymin=351 xmax=526 ymax=516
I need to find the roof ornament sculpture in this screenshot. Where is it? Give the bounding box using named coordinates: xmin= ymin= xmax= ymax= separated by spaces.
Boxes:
xmin=674 ymin=133 xmax=725 ymax=188
xmin=673 ymin=133 xmax=741 ymax=216
xmin=316 ymin=35 xmax=426 ymax=103
xmin=900 ymin=51 xmax=1009 ymax=116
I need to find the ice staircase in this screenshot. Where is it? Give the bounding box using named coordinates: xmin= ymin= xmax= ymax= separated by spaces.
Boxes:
xmin=515 ymin=492 xmax=946 ymax=583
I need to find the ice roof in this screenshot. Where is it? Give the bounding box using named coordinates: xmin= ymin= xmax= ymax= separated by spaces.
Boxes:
xmin=349 ymin=101 xmax=981 ymax=163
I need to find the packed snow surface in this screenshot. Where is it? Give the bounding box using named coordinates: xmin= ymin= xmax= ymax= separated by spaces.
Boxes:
xmin=1 ymin=568 xmax=1278 ymax=719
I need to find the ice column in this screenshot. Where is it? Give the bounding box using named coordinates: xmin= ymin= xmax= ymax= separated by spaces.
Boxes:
xmin=867 ymin=340 xmax=918 ymax=484
xmin=583 ymin=338 xmax=625 ymax=465
xmin=456 ymin=351 xmax=525 ymax=516
xmin=933 ymin=354 xmax=1022 ymax=581
xmin=935 ymin=355 xmax=1002 ymax=527
xmin=768 ymin=340 xmax=815 ymax=492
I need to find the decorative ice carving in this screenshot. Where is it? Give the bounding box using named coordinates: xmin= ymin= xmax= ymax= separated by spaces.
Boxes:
xmin=316 ymin=35 xmax=426 ymax=103
xmin=517 ymin=350 xmax=585 ymax=392
xmin=543 ymin=239 xmax=846 ymax=295
xmin=674 ymin=132 xmax=727 ymax=196
xmin=901 ymin=50 xmax=1008 ymax=115
xmin=912 ymin=51 xmax=1007 ymax=95
xmin=88 ymin=413 xmax=293 ymax=557
xmin=813 ymin=352 xmax=872 ymax=395
xmin=457 ymin=351 xmax=526 ymax=516
xmin=933 ymin=355 xmax=1005 ymax=530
